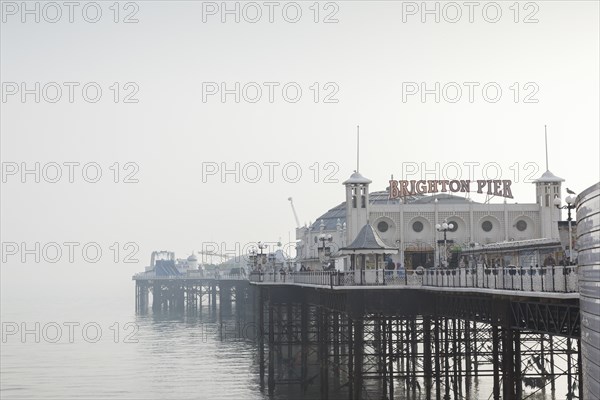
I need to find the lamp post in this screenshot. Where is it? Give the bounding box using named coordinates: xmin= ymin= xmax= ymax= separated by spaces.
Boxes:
xmin=395 ymin=239 xmax=401 ymax=268
xmin=249 ymin=248 xmax=257 ymax=272
xmin=295 ymin=240 xmax=304 ymax=271
xmin=553 ymin=194 xmax=576 ymax=264
xmin=257 ymin=241 xmax=268 ymax=271
xmin=318 ymin=233 xmax=333 ymax=269
xmin=436 ymin=220 xmax=454 ymax=268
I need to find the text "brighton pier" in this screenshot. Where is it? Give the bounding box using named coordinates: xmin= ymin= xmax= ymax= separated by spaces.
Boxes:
xmin=388 ymin=179 xmax=514 ymax=198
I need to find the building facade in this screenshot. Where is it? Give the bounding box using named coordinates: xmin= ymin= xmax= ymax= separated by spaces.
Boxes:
xmin=296 ymin=169 xmax=566 ymax=270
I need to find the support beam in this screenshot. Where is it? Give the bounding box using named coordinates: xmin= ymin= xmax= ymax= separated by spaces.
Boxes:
xmin=492 ymin=325 xmax=500 ymax=400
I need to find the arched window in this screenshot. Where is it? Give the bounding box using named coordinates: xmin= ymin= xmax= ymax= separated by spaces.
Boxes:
xmin=361 ymin=187 xmax=366 ymax=208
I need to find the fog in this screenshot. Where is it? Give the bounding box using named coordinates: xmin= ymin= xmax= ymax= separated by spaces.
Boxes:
xmin=1 ymin=2 xmax=598 ymax=398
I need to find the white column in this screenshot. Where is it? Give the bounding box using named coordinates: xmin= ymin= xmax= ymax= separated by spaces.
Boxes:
xmin=504 ymin=199 xmax=509 ymax=241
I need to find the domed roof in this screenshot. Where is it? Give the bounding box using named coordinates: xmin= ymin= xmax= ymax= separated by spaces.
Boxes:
xmin=534 ymin=170 xmax=565 ymax=183
xmin=187 ymin=253 xmax=198 ymax=262
xmin=411 ymin=193 xmax=476 ymax=204
xmin=310 ymin=191 xmax=477 ymax=231
xmin=343 ymin=172 xmax=372 ymax=185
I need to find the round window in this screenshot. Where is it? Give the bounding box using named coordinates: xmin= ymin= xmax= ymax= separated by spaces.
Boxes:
xmin=377 ymin=221 xmax=389 ymax=233
xmin=516 ymin=220 xmax=527 ymax=231
xmin=412 ymin=221 xmax=424 ymax=232
xmin=482 ymin=221 xmax=493 ymax=232
xmin=448 ymin=221 xmax=458 ymax=232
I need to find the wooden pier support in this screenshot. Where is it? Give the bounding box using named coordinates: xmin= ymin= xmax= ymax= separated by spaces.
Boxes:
xmin=319 ymin=307 xmax=329 ymax=399
xmin=258 ymin=288 xmax=265 ymax=391
xmin=353 ymin=318 xmax=364 ymax=399
xmin=492 ymin=325 xmax=500 ymax=400
xmin=268 ymin=300 xmax=275 ymax=396
xmin=423 ymin=316 xmax=432 ymax=399
xmin=501 ymin=328 xmax=515 ymax=400
xmin=514 ymin=330 xmax=522 ymax=399
xmin=434 ymin=317 xmax=441 ymax=400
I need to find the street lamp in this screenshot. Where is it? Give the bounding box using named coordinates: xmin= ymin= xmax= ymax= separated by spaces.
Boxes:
xmin=249 ymin=248 xmax=257 ymax=271
xmin=553 ymin=194 xmax=576 ymax=264
xmin=318 ymin=233 xmax=333 ymax=268
xmin=436 ymin=220 xmax=454 ymax=268
xmin=257 ymin=241 xmax=268 ymax=270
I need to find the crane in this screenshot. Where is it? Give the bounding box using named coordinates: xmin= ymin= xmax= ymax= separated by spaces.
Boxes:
xmin=288 ymin=197 xmax=301 ymax=228
xmin=197 ymin=250 xmax=230 ymax=259
xmin=197 ymin=250 xmax=231 ymax=265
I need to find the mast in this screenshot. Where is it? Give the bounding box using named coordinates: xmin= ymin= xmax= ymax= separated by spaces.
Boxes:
xmin=544 ymin=125 xmax=549 ymax=171
xmin=356 ymin=125 xmax=360 ymax=173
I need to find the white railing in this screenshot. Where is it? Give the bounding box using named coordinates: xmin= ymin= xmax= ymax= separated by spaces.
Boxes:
xmin=134 ymin=265 xmax=579 ymax=293
xmin=132 ymin=271 xmax=248 ymax=281
xmin=248 ymin=264 xmax=579 ymax=293
xmin=422 ymin=264 xmax=578 ymax=293
xmin=248 ymin=270 xmax=423 ymax=287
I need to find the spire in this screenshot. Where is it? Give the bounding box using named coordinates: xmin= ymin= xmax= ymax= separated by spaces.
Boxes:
xmin=535 ymin=125 xmax=564 ymax=183
xmin=544 ymin=125 xmax=549 ymax=171
xmin=356 ymin=125 xmax=360 ymax=173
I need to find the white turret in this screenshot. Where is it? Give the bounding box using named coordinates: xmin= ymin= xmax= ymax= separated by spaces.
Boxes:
xmin=343 ymin=171 xmax=372 ymax=244
xmin=534 ymin=170 xmax=564 ymax=239
xmin=187 ymin=252 xmax=199 ymax=269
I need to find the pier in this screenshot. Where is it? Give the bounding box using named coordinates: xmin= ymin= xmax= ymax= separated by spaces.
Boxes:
xmin=133 ymin=264 xmax=583 ymax=400
xmin=132 ymin=182 xmax=599 ymax=399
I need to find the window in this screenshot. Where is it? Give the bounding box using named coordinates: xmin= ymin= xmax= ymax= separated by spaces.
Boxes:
xmin=516 ymin=220 xmax=527 ymax=231
xmin=482 ymin=221 xmax=493 ymax=232
xmin=448 ymin=221 xmax=458 ymax=232
xmin=377 ymin=221 xmax=389 ymax=233
xmin=413 ymin=221 xmax=424 ymax=232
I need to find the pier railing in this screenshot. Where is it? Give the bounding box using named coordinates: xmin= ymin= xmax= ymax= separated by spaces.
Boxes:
xmin=132 ymin=271 xmax=247 ymax=281
xmin=133 ymin=264 xmax=578 ymax=293
xmin=248 ymin=264 xmax=579 ymax=293
xmin=423 ymin=265 xmax=578 ymax=293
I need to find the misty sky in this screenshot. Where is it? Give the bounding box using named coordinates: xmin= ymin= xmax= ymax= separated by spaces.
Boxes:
xmin=1 ymin=0 xmax=599 ymax=272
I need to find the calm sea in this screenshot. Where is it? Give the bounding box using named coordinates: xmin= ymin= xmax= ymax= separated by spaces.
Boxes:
xmin=1 ymin=265 xmax=266 ymax=400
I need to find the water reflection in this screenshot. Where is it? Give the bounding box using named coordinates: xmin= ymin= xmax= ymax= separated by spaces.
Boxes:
xmin=133 ymin=305 xmax=265 ymax=400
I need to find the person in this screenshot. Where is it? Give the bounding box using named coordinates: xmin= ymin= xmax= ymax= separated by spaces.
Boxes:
xmin=385 ymin=257 xmax=394 ymax=269
xmin=300 ymin=264 xmax=306 ymax=272
xmin=397 ymin=263 xmax=405 ymax=278
xmin=543 ymin=255 xmax=556 ymax=267
xmin=385 ymin=257 xmax=394 ymax=278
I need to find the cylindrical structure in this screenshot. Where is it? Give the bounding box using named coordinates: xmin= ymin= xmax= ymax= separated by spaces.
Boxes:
xmin=576 ymin=182 xmax=600 ymax=399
